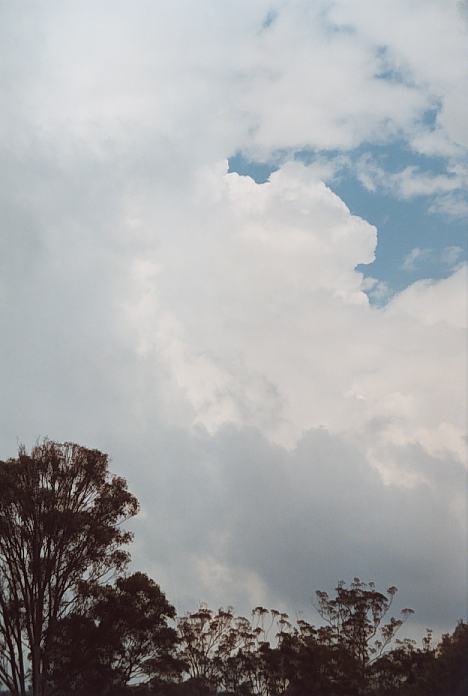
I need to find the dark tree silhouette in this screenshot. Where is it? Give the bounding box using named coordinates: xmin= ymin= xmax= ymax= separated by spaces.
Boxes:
xmin=176 ymin=605 xmax=296 ymax=695
xmin=0 ymin=440 xmax=464 ymax=696
xmin=403 ymin=621 xmax=468 ymax=696
xmin=47 ymin=572 xmax=179 ymax=695
xmin=314 ymin=578 xmax=413 ymax=680
xmin=177 ymin=606 xmax=243 ymax=688
xmin=431 ymin=621 xmax=468 ymax=696
xmin=0 ymin=441 xmax=139 ymax=696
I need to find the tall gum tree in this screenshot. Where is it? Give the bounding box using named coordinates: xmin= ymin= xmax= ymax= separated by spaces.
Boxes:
xmin=0 ymin=440 xmax=139 ymax=696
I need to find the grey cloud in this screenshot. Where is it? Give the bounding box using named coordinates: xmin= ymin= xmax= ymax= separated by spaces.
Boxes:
xmin=121 ymin=426 xmax=466 ymax=634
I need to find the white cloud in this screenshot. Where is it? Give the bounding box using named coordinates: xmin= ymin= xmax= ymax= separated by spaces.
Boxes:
xmin=2 ymin=0 xmax=464 ymax=159
xmin=386 ymin=265 xmax=467 ymax=330
xmin=118 ymin=161 xmax=466 ymax=473
xmin=401 ymin=246 xmax=464 ymax=272
xmin=429 ymin=192 xmax=468 ymax=219
xmin=441 ymin=245 xmax=464 ymax=266
xmin=360 ymin=276 xmax=391 ymax=303
xmin=401 ymin=248 xmax=431 ymax=272
xmin=329 ymin=0 xmax=468 ymax=152
xmin=357 ymin=156 xmax=467 ymax=200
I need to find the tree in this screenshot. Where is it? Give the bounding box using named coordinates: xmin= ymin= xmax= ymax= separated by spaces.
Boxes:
xmin=176 ymin=605 xmax=294 ymax=696
xmin=0 ymin=440 xmax=139 ymax=696
xmin=400 ymin=621 xmax=468 ymax=696
xmin=47 ymin=572 xmax=179 ymax=695
xmin=432 ymin=621 xmax=468 ymax=696
xmin=177 ymin=605 xmax=241 ymax=689
xmin=314 ymin=578 xmax=414 ymax=693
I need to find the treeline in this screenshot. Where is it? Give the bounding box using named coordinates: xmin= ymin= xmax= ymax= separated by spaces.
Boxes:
xmin=0 ymin=442 xmax=466 ymax=696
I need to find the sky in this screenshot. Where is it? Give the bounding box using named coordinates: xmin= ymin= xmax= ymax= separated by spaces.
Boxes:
xmin=0 ymin=0 xmax=467 ymax=639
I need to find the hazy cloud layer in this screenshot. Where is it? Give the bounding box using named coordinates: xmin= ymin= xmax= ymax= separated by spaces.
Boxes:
xmin=0 ymin=1 xmax=466 ymax=635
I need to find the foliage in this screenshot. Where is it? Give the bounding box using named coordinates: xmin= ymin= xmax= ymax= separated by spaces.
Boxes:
xmin=0 ymin=441 xmax=138 ymax=696
xmin=0 ymin=441 xmax=465 ymax=696
xmin=47 ymin=572 xmax=179 ymax=695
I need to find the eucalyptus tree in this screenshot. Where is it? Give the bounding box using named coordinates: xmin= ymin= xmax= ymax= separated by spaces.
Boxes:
xmin=47 ymin=572 xmax=179 ymax=695
xmin=0 ymin=440 xmax=139 ymax=696
xmin=314 ymin=578 xmax=414 ymax=691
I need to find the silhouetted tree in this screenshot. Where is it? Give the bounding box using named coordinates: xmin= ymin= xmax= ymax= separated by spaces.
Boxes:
xmin=397 ymin=621 xmax=468 ymax=696
xmin=432 ymin=621 xmax=468 ymax=695
xmin=177 ymin=606 xmax=242 ymax=689
xmin=314 ymin=578 xmax=413 ymax=690
xmin=0 ymin=439 xmax=464 ymax=696
xmin=0 ymin=441 xmax=139 ymax=696
xmin=176 ymin=605 xmax=296 ymax=695
xmin=47 ymin=572 xmax=179 ymax=695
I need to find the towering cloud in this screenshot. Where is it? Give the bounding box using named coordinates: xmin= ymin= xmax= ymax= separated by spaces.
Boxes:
xmin=0 ymin=0 xmax=466 ymax=635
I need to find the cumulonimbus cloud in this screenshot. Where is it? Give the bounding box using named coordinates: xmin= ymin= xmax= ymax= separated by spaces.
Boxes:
xmin=0 ymin=0 xmax=466 ymax=634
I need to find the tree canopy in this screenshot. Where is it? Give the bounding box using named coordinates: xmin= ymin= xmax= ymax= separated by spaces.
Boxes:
xmin=0 ymin=441 xmax=465 ymax=696
xmin=0 ymin=441 xmax=138 ymax=696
